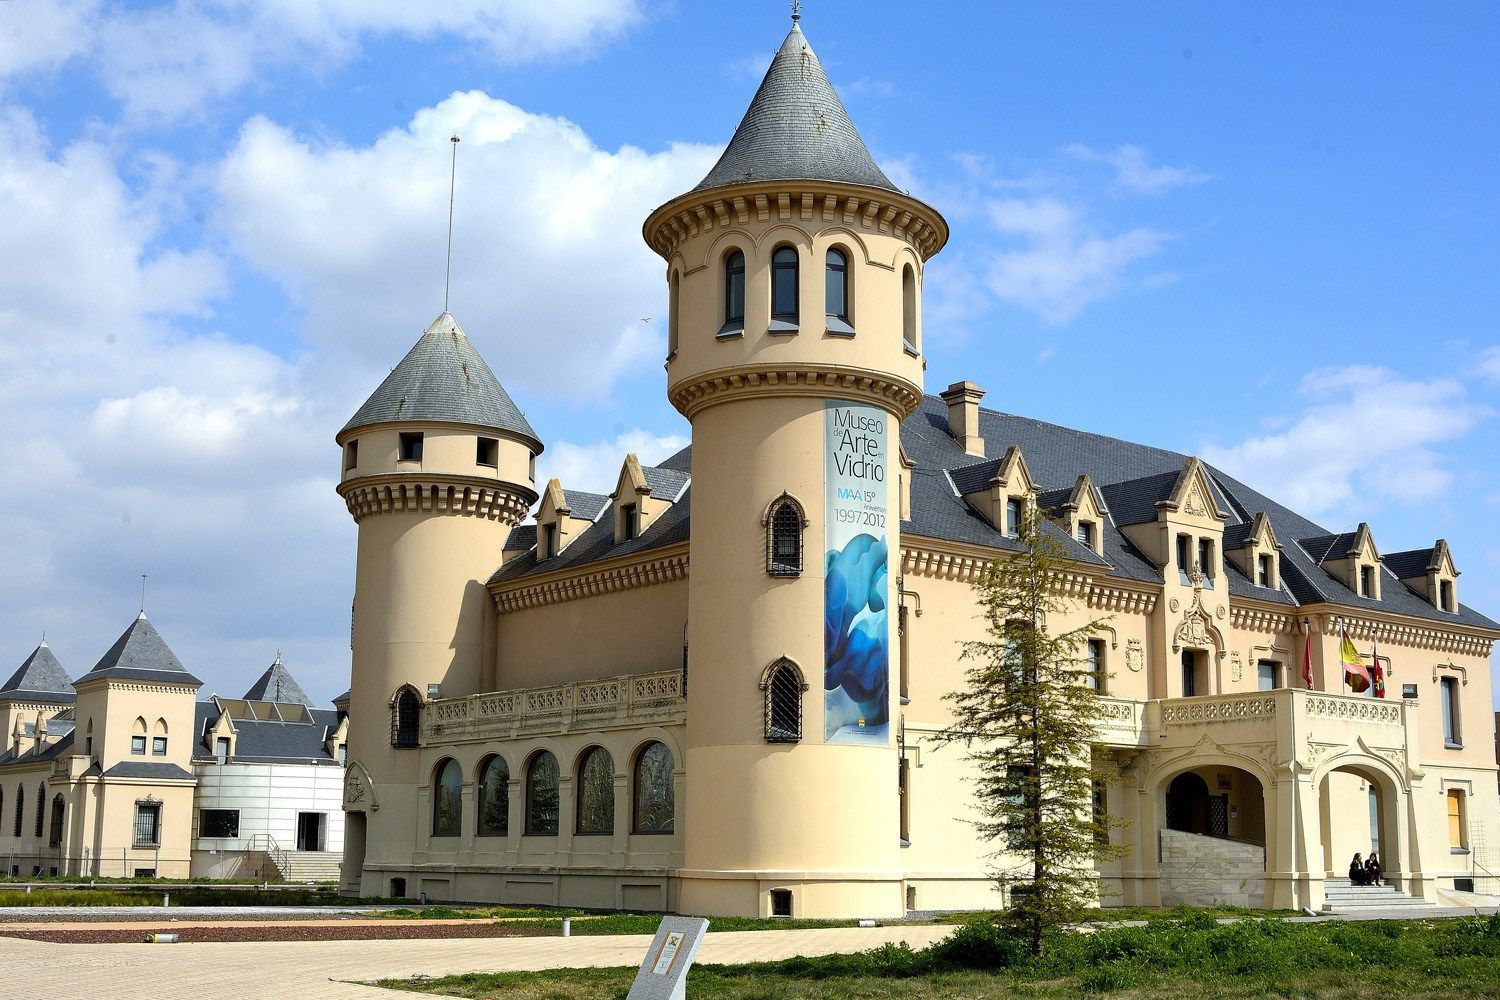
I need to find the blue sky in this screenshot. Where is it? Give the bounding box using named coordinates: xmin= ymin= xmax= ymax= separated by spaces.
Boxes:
xmin=0 ymin=0 xmax=1496 ymax=708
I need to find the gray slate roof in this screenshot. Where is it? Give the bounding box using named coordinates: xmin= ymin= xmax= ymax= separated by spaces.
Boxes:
xmin=192 ymin=701 xmax=343 ymax=766
xmin=563 ymin=489 xmax=610 ymax=521
xmin=1 ymin=642 xmax=75 ymax=704
xmin=242 ymin=655 xmax=313 ymax=706
xmin=0 ymin=730 xmax=74 ymax=768
xmin=103 ymin=761 xmax=195 ymax=780
xmin=342 ymin=312 xmax=541 ymax=447
xmin=1385 ymin=547 xmax=1438 ymax=580
xmin=693 ymin=24 xmax=898 ymax=195
xmin=1302 ymin=531 xmax=1362 ymax=563
xmin=75 ymin=614 xmax=203 ymax=687
xmin=487 ymin=394 xmax=1497 ymax=633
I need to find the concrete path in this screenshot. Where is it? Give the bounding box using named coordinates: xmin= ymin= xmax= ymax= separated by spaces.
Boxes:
xmin=0 ymin=924 xmax=957 ymax=1000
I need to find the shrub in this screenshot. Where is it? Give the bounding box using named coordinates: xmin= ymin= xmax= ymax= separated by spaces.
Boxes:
xmin=926 ymin=920 xmax=1026 ymax=971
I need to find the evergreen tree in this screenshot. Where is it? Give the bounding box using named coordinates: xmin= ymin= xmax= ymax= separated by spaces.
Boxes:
xmin=939 ymin=504 xmax=1125 ymax=955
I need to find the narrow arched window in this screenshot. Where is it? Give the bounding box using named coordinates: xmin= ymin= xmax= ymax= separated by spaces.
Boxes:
xmin=48 ymin=794 xmax=64 ymax=847
xmin=766 ymin=495 xmax=805 ymax=576
xmin=902 ymin=264 xmax=917 ymax=351
xmin=525 ymin=751 xmax=560 ymax=836
xmin=633 ymin=742 xmax=675 ymax=834
xmin=825 ymin=248 xmax=849 ymax=323
xmin=391 ymin=686 xmax=420 ymax=748
xmin=724 ymin=250 xmax=745 ymax=328
xmin=11 ymin=786 xmax=19 ymax=837
xmin=667 ymin=270 xmax=680 ymax=356
xmin=431 ymin=759 xmax=461 ymax=837
xmin=477 ymin=755 xmax=509 ymax=837
xmin=575 ymin=747 xmax=614 ymax=836
xmin=765 ymin=659 xmax=804 ymax=743
xmin=34 ymin=784 xmax=45 ymax=838
xmin=771 ymin=246 xmax=799 ymax=322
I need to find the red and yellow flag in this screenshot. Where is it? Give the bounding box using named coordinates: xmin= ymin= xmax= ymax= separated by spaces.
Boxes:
xmin=1370 ymin=637 xmax=1386 ymax=698
xmin=1341 ymin=629 xmax=1371 ymax=694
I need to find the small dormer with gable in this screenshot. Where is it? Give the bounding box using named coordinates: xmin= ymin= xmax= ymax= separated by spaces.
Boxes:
xmin=1110 ymin=457 xmax=1228 ymax=587
xmin=534 ymin=479 xmax=606 ymax=561
xmin=1040 ymin=473 xmax=1107 ymax=556
xmin=609 ymin=453 xmax=685 ymax=544
xmin=1225 ymin=511 xmax=1282 ymax=593
xmin=1306 ymin=522 xmax=1382 ymax=601
xmin=1387 ymin=538 xmax=1460 ymax=613
xmin=952 ymin=444 xmax=1035 ymax=537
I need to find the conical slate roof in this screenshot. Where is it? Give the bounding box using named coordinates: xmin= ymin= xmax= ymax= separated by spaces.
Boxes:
xmin=75 ymin=613 xmax=203 ymax=687
xmin=0 ymin=641 xmax=75 ymax=704
xmin=243 ymin=653 xmax=313 ymax=706
xmin=694 ymin=23 xmax=898 ymax=194
xmin=341 ymin=312 xmax=542 ymax=447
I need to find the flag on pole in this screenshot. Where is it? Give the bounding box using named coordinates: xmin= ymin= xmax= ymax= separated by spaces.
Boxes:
xmin=1302 ymin=628 xmax=1315 ymax=689
xmin=1370 ymin=636 xmax=1385 ymax=698
xmin=1340 ymin=627 xmax=1371 ymax=693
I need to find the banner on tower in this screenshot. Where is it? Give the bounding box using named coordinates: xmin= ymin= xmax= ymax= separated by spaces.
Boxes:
xmin=823 ymin=400 xmax=890 ymax=745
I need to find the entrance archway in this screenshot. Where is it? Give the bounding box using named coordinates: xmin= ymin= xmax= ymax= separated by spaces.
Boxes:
xmin=1155 ymin=764 xmax=1269 ymax=908
xmin=1318 ymin=761 xmax=1400 ymax=880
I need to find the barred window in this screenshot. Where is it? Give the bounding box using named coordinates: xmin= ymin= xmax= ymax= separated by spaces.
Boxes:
xmin=432 ymin=758 xmax=462 ymax=837
xmin=525 ymin=751 xmax=560 ymax=836
xmin=766 ymin=494 xmax=805 ymax=577
xmin=633 ymin=741 xmax=675 ymax=834
xmin=477 ymin=755 xmax=509 ymax=837
xmin=764 ymin=659 xmax=804 ymax=743
xmin=134 ymin=802 xmax=161 ymax=847
xmin=575 ymin=747 xmax=614 ymax=836
xmin=391 ymin=686 xmax=421 ymax=748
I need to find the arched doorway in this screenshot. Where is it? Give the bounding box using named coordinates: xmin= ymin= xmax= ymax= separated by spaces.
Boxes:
xmin=1166 ymin=772 xmax=1211 ymax=835
xmin=1318 ymin=761 xmax=1400 ymax=880
xmin=343 ymin=811 xmax=367 ymax=895
xmin=1156 ymin=764 xmax=1269 ymax=908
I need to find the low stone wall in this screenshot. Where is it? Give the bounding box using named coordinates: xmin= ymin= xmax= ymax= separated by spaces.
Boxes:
xmin=1159 ymin=829 xmax=1266 ymax=908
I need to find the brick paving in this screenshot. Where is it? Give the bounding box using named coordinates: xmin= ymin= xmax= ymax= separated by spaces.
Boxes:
xmin=0 ymin=923 xmax=957 ymax=1000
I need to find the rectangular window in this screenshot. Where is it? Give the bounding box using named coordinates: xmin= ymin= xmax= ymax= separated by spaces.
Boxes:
xmin=1003 ymin=765 xmax=1032 ymax=850
xmin=1076 ymin=521 xmax=1094 ymax=549
xmin=620 ymin=503 xmax=637 ymax=541
xmin=134 ymin=868 xmax=156 ymax=879
xmin=398 ymin=431 xmax=424 ymax=462
xmin=1093 ymin=779 xmax=1108 ymax=846
xmin=344 ymin=440 xmax=358 ymax=471
xmin=898 ymin=757 xmax=910 ymax=846
xmin=1447 ymin=789 xmax=1467 ymax=850
xmin=1257 ymin=553 xmax=1273 ymax=588
xmin=86 ymin=736 xmax=93 ymax=756
xmin=214 ymin=737 xmax=230 ymax=764
xmin=199 ymin=808 xmax=239 ymax=838
xmin=134 ymin=803 xmax=161 ymax=847
xmin=1006 ymin=498 xmax=1023 ymax=537
xmin=130 ymin=735 xmax=146 ymax=755
xmin=1176 ymin=533 xmax=1192 ymax=582
xmin=1257 ymin=659 xmax=1279 ymax=691
xmin=1085 ymin=639 xmax=1106 ymax=692
xmin=337 ymin=743 xmax=347 ymax=765
xmin=1359 ymin=565 xmax=1375 ymax=598
xmin=476 ymin=436 xmax=498 ymax=467
xmin=541 ymin=522 xmax=557 ymax=559
xmin=1181 ymin=649 xmax=1199 ymax=697
xmin=1439 ymin=579 xmax=1454 ymax=612
xmin=770 ymin=888 xmax=793 ymax=917
xmin=151 ymin=737 xmax=167 ymax=756
xmin=1198 ymin=537 xmax=1215 ymax=584
xmin=1440 ymin=676 xmax=1461 ymax=747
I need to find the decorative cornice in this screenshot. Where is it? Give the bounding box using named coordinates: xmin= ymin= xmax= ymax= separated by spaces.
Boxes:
xmin=1230 ymin=604 xmax=1300 ymax=636
xmin=338 ymin=474 xmax=536 ymax=525
xmin=668 ymin=363 xmax=922 ymax=420
xmin=1304 ymin=605 xmax=1497 ymax=657
xmin=899 ymin=537 xmax=1157 ymax=614
xmin=491 ymin=542 xmax=690 ymax=613
xmin=644 ymin=181 xmax=947 ymax=263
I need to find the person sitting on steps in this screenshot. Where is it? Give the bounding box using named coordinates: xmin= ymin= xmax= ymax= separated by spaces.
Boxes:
xmin=1365 ymin=852 xmax=1384 ymax=887
xmin=1348 ymin=852 xmax=1367 ymax=886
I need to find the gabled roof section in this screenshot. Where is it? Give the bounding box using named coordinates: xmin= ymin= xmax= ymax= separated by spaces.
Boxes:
xmin=1098 ymin=470 xmax=1181 ymax=527
xmin=1160 ymin=457 xmax=1228 ymax=522
xmin=75 ymin=614 xmax=203 ymax=687
xmin=1224 ymin=511 xmax=1279 ymax=551
xmin=1 ymin=641 xmax=75 ymax=704
xmin=950 ymin=444 xmax=1033 ymax=498
xmin=1386 ymin=539 xmax=1457 ymax=580
xmin=1038 ymin=473 xmax=1104 ymax=518
xmin=242 ymin=654 xmax=313 ymax=707
xmin=693 ymin=23 xmax=899 ymax=194
xmin=1304 ymin=522 xmax=1379 ymax=564
xmin=340 ymin=311 xmax=541 ymax=448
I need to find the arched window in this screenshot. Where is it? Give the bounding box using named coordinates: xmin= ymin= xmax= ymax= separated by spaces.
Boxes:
xmin=525 ymin=751 xmax=560 ymax=836
xmin=771 ymin=246 xmax=799 ymax=322
xmin=477 ymin=755 xmax=509 ymax=837
xmin=10 ymin=786 xmax=19 ymax=837
xmin=48 ymin=794 xmax=64 ymax=848
xmin=901 ymin=264 xmax=917 ymax=352
xmin=825 ymin=248 xmax=849 ymax=324
xmin=766 ymin=494 xmax=805 ymax=577
xmin=575 ymin=747 xmax=615 ymax=836
xmin=391 ymin=686 xmax=421 ymax=748
xmin=763 ymin=659 xmax=804 ymax=743
xmin=724 ymin=250 xmax=745 ymax=328
xmin=34 ymin=784 xmax=45 ymax=838
xmin=0 ymin=789 xmax=4 ymax=835
xmin=431 ymin=758 xmax=461 ymax=837
xmin=633 ymin=742 xmax=675 ymax=834
xmin=667 ymin=270 xmax=680 ymax=356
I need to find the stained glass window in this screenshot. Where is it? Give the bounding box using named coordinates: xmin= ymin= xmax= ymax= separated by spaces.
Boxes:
xmin=575 ymin=747 xmax=614 ymax=836
xmin=432 ymin=758 xmax=462 ymax=837
xmin=478 ymin=755 xmax=509 ymax=837
xmin=525 ymin=751 xmax=560 ymax=836
xmin=633 ymin=742 xmax=675 ymax=834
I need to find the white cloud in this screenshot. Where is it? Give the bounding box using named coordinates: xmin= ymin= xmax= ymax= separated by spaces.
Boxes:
xmin=1201 ymin=365 xmax=1488 ymax=517
xmin=540 ymin=429 xmax=690 ymax=496
xmin=981 ymin=195 xmax=1170 ymax=323
xmin=216 ymin=90 xmax=719 ymax=400
xmin=3 ymin=0 xmax=644 ymax=121
xmin=1478 ymin=345 xmax=1500 ymax=382
xmin=1066 ymin=143 xmax=1209 ymax=195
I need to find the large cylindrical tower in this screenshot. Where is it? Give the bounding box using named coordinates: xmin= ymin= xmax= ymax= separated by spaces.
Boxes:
xmin=644 ymin=20 xmax=947 ymax=918
xmin=336 ymin=311 xmax=541 ymax=895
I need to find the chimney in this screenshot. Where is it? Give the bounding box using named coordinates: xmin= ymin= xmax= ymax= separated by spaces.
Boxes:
xmin=940 ymin=381 xmax=986 ymax=457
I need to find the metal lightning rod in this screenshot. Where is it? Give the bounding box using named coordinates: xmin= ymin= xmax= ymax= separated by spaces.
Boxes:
xmin=444 ymin=133 xmax=461 ymax=313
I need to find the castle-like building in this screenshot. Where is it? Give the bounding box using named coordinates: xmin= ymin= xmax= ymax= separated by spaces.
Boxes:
xmin=335 ymin=20 xmax=1499 ymax=917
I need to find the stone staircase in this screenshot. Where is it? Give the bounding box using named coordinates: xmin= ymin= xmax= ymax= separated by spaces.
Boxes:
xmin=272 ymin=851 xmax=343 ymax=883
xmin=1322 ymin=878 xmax=1438 ymax=914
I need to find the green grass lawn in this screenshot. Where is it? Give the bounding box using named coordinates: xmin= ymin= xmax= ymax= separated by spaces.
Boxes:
xmin=379 ymin=913 xmax=1500 ymax=1000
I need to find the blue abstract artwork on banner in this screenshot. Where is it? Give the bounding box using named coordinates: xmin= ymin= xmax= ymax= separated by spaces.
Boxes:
xmin=824 ymin=401 xmax=890 ymax=744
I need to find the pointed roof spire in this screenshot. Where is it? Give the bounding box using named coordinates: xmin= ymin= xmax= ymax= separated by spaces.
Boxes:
xmin=1 ymin=642 xmax=75 ymax=705
xmin=75 ymin=614 xmax=202 ymax=688
xmin=243 ymin=652 xmax=314 ymax=707
xmin=341 ymin=312 xmax=542 ymax=449
xmin=693 ymin=21 xmax=898 ymax=194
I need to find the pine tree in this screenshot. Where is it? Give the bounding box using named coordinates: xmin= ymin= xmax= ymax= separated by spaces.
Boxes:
xmin=939 ymin=504 xmax=1126 ymax=955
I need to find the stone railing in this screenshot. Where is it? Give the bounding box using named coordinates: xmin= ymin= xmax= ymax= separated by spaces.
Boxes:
xmin=1299 ymin=692 xmax=1403 ymax=726
xmin=1160 ymin=691 xmax=1279 ymax=728
xmin=421 ymin=669 xmax=686 ymax=744
xmin=1095 ymin=697 xmax=1148 ymax=746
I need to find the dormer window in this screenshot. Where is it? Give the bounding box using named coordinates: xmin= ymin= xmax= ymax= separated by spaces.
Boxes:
xmin=399 ymin=432 xmax=424 ymax=463
xmin=541 ymin=522 xmax=557 ymax=560
xmin=1257 ymin=553 xmax=1275 ymax=589
xmin=344 ymin=440 xmax=358 ymax=471
xmin=1176 ymin=533 xmax=1192 ymax=583
xmin=1076 ymin=521 xmax=1095 ymax=550
xmin=1359 ymin=565 xmax=1375 ymax=598
xmin=1197 ymin=537 xmax=1215 ymax=585
xmin=1006 ymin=497 xmax=1023 ymax=537
xmin=476 ymin=437 xmax=498 ymax=468
xmin=620 ymin=503 xmax=638 ymax=542
xmin=1439 ymin=579 xmax=1455 ymax=612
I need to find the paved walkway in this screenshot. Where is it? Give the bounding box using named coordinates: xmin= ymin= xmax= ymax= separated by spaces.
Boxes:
xmin=0 ymin=924 xmax=957 ymax=1000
